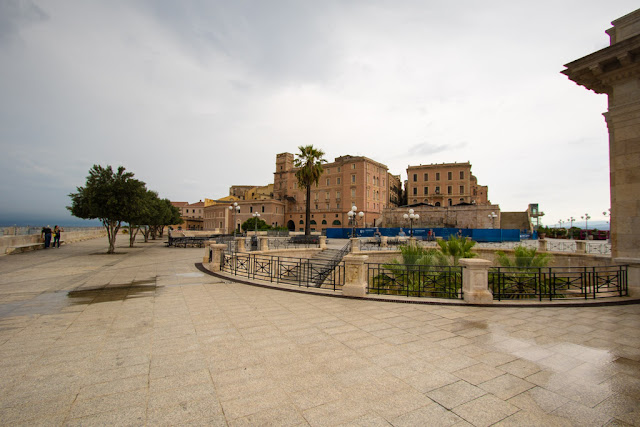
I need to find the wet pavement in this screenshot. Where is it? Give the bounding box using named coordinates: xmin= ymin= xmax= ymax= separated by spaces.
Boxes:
xmin=0 ymin=237 xmax=639 ymax=426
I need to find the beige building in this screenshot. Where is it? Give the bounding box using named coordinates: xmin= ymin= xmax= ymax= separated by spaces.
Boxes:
xmin=171 ymin=201 xmax=204 ymax=230
xmin=406 ymin=162 xmax=489 ymax=207
xmin=273 ymin=152 xmax=395 ymax=232
xmin=562 ymin=8 xmax=640 ymax=264
xmin=203 ymin=199 xmax=285 ymax=234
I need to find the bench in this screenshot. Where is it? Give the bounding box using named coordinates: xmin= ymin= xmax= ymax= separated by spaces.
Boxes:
xmin=6 ymin=243 xmax=44 ymax=255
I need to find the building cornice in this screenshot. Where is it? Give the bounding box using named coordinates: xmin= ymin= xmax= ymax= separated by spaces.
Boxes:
xmin=561 ymin=34 xmax=640 ymax=94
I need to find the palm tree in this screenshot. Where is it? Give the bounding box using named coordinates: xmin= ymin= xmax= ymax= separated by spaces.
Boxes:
xmin=436 ymin=235 xmax=477 ymax=265
xmin=294 ymin=145 xmax=327 ymax=236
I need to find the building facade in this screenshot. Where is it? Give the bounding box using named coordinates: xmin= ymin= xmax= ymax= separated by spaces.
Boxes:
xmin=171 ymin=201 xmax=205 ymax=230
xmin=273 ymin=152 xmax=394 ymax=232
xmin=203 ymin=199 xmax=286 ymax=234
xmin=405 ymin=162 xmax=489 ymax=207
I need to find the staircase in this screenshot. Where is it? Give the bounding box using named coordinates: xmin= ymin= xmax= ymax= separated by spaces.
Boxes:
xmin=307 ymin=244 xmax=350 ymax=287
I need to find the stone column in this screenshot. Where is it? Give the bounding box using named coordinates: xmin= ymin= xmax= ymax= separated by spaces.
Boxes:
xmin=342 ymin=254 xmax=368 ymax=297
xmin=562 ymin=10 xmax=640 ymax=263
xmin=538 ymin=239 xmax=547 ymax=252
xmin=575 ymin=240 xmax=587 ymax=254
xmin=380 ymin=236 xmax=388 ymax=248
xmin=408 ymin=237 xmax=418 ymax=247
xmin=207 ymin=244 xmax=228 ymax=272
xmin=319 ymin=236 xmax=327 ymax=250
xmin=615 ymin=258 xmax=640 ymax=297
xmin=459 ymin=258 xmax=493 ymax=304
xmin=236 ymin=237 xmax=246 ymax=253
xmin=350 ymin=237 xmax=360 ymax=253
xmin=259 ymin=236 xmax=269 ymax=251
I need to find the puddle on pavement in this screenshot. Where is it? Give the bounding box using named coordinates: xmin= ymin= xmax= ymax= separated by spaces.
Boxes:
xmin=0 ymin=279 xmax=159 ymax=319
xmin=67 ymin=279 xmax=157 ymax=305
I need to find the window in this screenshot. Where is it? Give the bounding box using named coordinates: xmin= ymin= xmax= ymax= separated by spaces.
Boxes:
xmin=435 ymin=186 xmax=440 ymax=194
xmin=332 ymin=220 xmax=341 ymax=225
xmin=351 ymin=163 xmax=356 ymax=169
xmin=424 ymin=173 xmax=428 ymax=181
xmin=250 ymin=206 xmax=253 ymax=213
xmin=460 ymin=171 xmax=464 ymax=179
xmin=336 ymin=191 xmax=341 ymax=199
xmin=326 ymin=178 xmax=330 ymax=186
xmin=413 ymin=187 xmax=417 ymax=195
xmin=337 ymin=177 xmax=341 ymax=185
xmin=436 ymin=173 xmax=440 ymax=181
xmin=322 ymin=220 xmax=327 ymax=225
xmin=448 ymin=186 xmax=452 ymax=195
xmin=413 ymin=174 xmax=417 ymax=182
xmin=351 ymin=188 xmax=356 ymax=198
xmin=351 ymin=175 xmax=356 ymax=184
xmin=448 ymin=171 xmax=452 ymax=180
xmin=337 ymin=166 xmax=341 ymax=172
xmin=460 ymin=186 xmax=464 ymax=195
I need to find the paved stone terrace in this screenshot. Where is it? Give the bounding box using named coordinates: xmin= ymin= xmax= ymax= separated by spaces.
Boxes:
xmin=0 ymin=237 xmax=639 ymax=426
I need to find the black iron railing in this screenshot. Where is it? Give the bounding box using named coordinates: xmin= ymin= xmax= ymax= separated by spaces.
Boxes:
xmin=489 ymin=265 xmax=628 ymax=300
xmin=366 ymin=263 xmax=463 ymax=299
xmin=222 ymin=252 xmax=345 ymax=290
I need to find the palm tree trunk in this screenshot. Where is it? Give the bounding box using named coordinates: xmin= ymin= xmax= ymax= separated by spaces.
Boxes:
xmin=305 ymin=185 xmax=311 ymax=235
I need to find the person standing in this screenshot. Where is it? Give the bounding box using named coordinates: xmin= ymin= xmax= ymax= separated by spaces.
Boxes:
xmin=41 ymin=225 xmax=52 ymax=248
xmin=53 ymin=225 xmax=62 ymax=248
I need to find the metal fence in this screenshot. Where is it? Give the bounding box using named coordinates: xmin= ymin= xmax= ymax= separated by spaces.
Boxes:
xmin=366 ymin=263 xmax=463 ymax=299
xmin=222 ymin=252 xmax=345 ymax=290
xmin=489 ymin=265 xmax=628 ymax=301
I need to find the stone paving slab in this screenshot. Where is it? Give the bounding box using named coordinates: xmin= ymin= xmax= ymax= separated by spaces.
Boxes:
xmin=0 ymin=237 xmax=639 ymax=426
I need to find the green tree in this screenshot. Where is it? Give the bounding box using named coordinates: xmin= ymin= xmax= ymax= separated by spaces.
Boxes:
xmin=436 ymin=235 xmax=477 ymax=265
xmin=241 ymin=217 xmax=270 ymax=232
xmin=68 ymin=165 xmax=147 ymax=254
xmin=294 ymin=145 xmax=326 ymax=236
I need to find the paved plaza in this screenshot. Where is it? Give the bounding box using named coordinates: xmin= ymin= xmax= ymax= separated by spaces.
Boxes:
xmin=0 ymin=237 xmax=639 ymax=426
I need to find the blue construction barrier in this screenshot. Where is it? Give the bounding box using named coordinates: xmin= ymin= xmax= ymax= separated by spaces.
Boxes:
xmin=325 ymin=227 xmax=522 ymax=242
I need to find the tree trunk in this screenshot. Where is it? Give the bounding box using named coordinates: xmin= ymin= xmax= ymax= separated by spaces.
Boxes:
xmin=305 ymin=185 xmax=311 ymax=235
xmin=128 ymin=225 xmax=140 ymax=247
xmin=105 ymin=220 xmax=120 ymax=254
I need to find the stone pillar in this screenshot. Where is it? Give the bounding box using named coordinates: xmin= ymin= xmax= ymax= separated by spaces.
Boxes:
xmin=459 ymin=258 xmax=493 ymax=304
xmin=575 ymin=240 xmax=587 ymax=254
xmin=342 ymin=254 xmax=368 ymax=297
xmin=538 ymin=239 xmax=547 ymax=252
xmin=615 ymin=258 xmax=640 ymax=297
xmin=236 ymin=237 xmax=246 ymax=253
xmin=259 ymin=236 xmax=269 ymax=251
xmin=562 ymin=9 xmax=640 ymax=262
xmin=350 ymin=237 xmax=360 ymax=253
xmin=380 ymin=236 xmax=388 ymax=248
xmin=408 ymin=237 xmax=418 ymax=247
xmin=319 ymin=236 xmax=327 ymax=250
xmin=207 ymin=244 xmax=227 ymax=272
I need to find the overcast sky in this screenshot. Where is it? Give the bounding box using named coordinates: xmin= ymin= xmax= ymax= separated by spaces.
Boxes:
xmin=1 ymin=0 xmax=637 ymax=227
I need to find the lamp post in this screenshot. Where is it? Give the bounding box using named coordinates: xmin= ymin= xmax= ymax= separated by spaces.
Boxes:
xmin=581 ymin=213 xmax=591 ymax=239
xmin=568 ymin=216 xmax=575 ymax=239
xmin=488 ymin=212 xmax=498 ymax=229
xmin=252 ymin=212 xmax=260 ymax=235
xmin=347 ymin=206 xmax=364 ymax=237
xmin=403 ymin=209 xmax=420 ymax=237
xmin=228 ymin=202 xmax=240 ymax=236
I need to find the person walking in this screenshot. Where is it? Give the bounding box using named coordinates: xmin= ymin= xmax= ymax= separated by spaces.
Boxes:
xmin=53 ymin=225 xmax=63 ymax=248
xmin=41 ymin=225 xmax=52 ymax=248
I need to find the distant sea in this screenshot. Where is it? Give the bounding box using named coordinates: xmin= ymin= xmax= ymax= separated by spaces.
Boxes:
xmin=550 ymin=220 xmax=610 ymax=231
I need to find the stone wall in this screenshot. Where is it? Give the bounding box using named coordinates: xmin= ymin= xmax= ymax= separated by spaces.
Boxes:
xmin=379 ymin=204 xmax=501 ymax=229
xmin=1 ymin=228 xmax=107 ymax=255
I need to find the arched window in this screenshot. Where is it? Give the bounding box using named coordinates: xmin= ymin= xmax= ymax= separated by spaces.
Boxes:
xmin=332 ymin=220 xmax=341 ymax=226
xmin=435 ymin=202 xmax=441 ymax=207
xmin=299 ymin=220 xmax=304 ymax=224
xmin=310 ymin=220 xmax=317 ymax=225
xmin=322 ymin=220 xmax=327 ymax=225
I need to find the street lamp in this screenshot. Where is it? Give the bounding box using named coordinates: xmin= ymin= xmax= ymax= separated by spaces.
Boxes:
xmin=228 ymin=202 xmax=240 ymax=236
xmin=347 ymin=206 xmax=364 ymax=237
xmin=581 ymin=213 xmax=591 ymax=239
xmin=568 ymin=216 xmax=576 ymax=239
xmin=252 ymin=212 xmax=261 ymax=234
xmin=403 ymin=208 xmax=420 ymax=237
xmin=488 ymin=212 xmax=498 ymax=229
